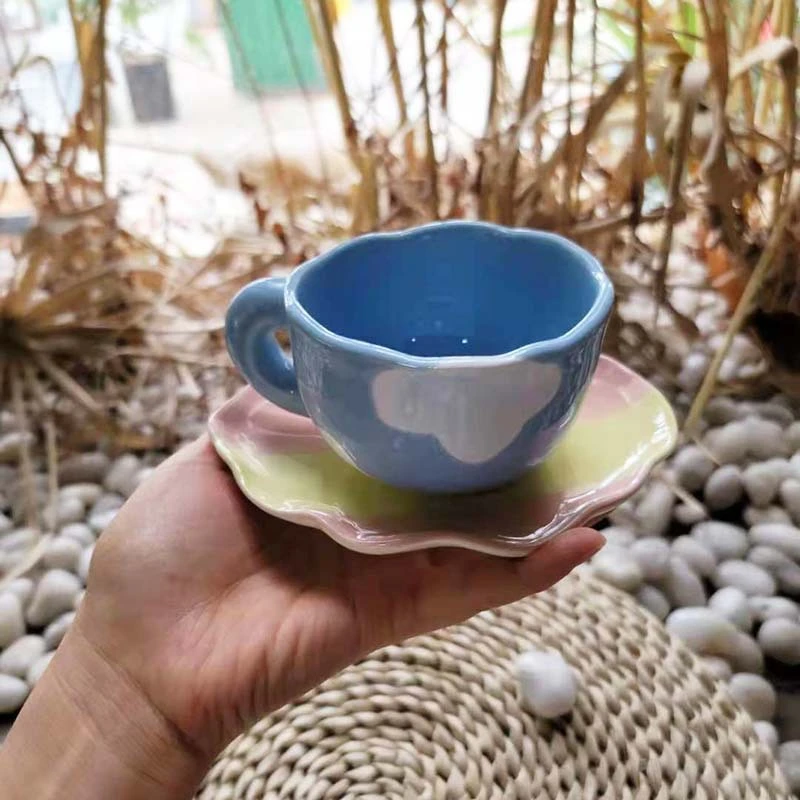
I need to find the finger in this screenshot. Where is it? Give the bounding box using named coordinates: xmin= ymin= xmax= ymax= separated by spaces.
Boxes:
xmin=405 ymin=528 xmax=605 ymax=637
xmin=514 ymin=527 xmax=606 ymax=592
xmin=167 ymin=434 xmax=216 ymax=466
xmin=460 ymin=526 xmax=605 ymax=607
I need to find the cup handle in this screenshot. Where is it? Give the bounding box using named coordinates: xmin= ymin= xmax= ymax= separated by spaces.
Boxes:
xmin=225 ymin=277 xmax=308 ymax=417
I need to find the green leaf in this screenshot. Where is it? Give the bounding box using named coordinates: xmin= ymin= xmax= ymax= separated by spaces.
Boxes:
xmin=117 ymin=0 xmax=162 ymax=30
xmin=501 ymin=25 xmax=532 ymax=38
xmin=598 ymin=9 xmax=635 ymax=57
xmin=676 ymin=1 xmax=698 ymax=56
xmin=185 ymin=28 xmax=212 ymax=61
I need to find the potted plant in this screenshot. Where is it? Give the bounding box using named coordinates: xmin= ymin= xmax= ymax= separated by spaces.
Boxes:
xmin=117 ymin=0 xmax=176 ymax=123
xmin=69 ymin=0 xmax=177 ymax=123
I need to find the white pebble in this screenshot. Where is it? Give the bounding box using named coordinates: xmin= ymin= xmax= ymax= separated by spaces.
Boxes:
xmin=704 ymin=466 xmax=744 ymax=511
xmin=591 ymin=551 xmax=643 ymax=592
xmin=59 ymin=483 xmax=102 ymax=507
xmin=59 ymin=523 xmax=95 ymax=548
xmin=0 ymin=528 xmax=36 ymax=554
xmin=709 ymin=587 xmax=752 ymax=631
xmin=26 ymin=570 xmax=82 ymax=627
xmin=0 ymin=674 xmax=29 ymax=713
xmin=701 ymin=656 xmax=732 ymax=682
xmin=787 ymin=422 xmax=800 ymax=452
xmin=749 ymin=523 xmax=800 ymax=561
xmin=635 ymin=585 xmax=670 ymax=620
xmin=0 ymin=513 xmax=11 ymax=534
xmin=607 ymin=499 xmax=638 ymax=528
xmin=758 ymin=619 xmax=800 ymax=665
xmin=0 ymin=552 xmax=19 ymax=574
xmin=671 ymin=536 xmax=717 ymax=577
xmin=104 ymin=454 xmax=141 ymax=498
xmin=747 ymin=546 xmax=800 ymax=595
xmin=0 ymin=635 xmax=45 ymax=677
xmin=140 ymin=384 xmax=167 ymax=406
xmin=718 ymin=353 xmax=743 ymax=382
xmin=703 ymin=421 xmax=749 ymax=464
xmin=779 ymin=478 xmax=800 ymax=523
xmin=753 ymin=720 xmax=779 ymax=754
xmin=672 ymin=446 xmax=715 ymax=492
xmin=744 ymin=506 xmax=792 ymax=527
xmin=0 ymin=432 xmax=35 ymax=463
xmin=89 ymin=493 xmax=124 ymax=517
xmin=678 ymin=351 xmax=709 ymax=392
xmin=88 ymin=509 xmax=118 ymax=535
xmin=742 ymin=462 xmax=782 ymax=508
xmin=4 ymin=578 xmax=33 ymax=609
xmin=25 ymin=652 xmax=54 ymax=687
xmin=695 ymin=299 xmax=724 ymax=336
xmin=59 ymin=452 xmax=111 ymax=485
xmin=728 ymin=673 xmax=776 ymax=721
xmin=665 ymin=608 xmax=738 ymax=658
xmin=0 ymin=409 xmax=19 ymax=429
xmin=748 ymin=596 xmax=800 ymax=623
xmin=57 ymin=496 xmax=87 ymax=525
xmin=731 ymin=632 xmax=765 ymax=674
xmin=43 ymin=611 xmax=75 ymax=650
xmin=630 ymin=538 xmax=671 ymax=582
xmin=660 ymin=556 xmax=707 ymax=608
xmin=753 ymin=402 xmax=794 ymax=427
xmin=765 ymin=393 xmax=792 ymax=409
xmin=673 ymin=503 xmax=707 ymax=526
xmin=635 ymin=482 xmax=674 ymax=536
xmin=134 ymin=467 xmax=155 ymax=489
xmin=692 ymin=521 xmax=749 ymax=561
xmin=43 ymin=537 xmax=83 ymax=572
xmin=778 ymin=741 xmax=800 ymax=793
xmin=78 ymin=545 xmax=94 ymax=584
xmin=601 ymin=526 xmax=636 ymax=549
xmin=0 ymin=593 xmax=25 ymax=648
xmin=744 ymin=417 xmax=789 ymax=460
xmin=731 ymin=399 xmax=763 ymax=416
xmin=713 ymin=560 xmax=776 ymax=597
xmin=7 ymin=478 xmax=47 ymax=524
xmin=516 ymin=650 xmax=578 ymax=719
xmin=42 ymin=496 xmax=85 ymax=529
xmin=764 ymin=457 xmax=792 ymax=480
xmin=704 ymin=397 xmax=743 ymax=425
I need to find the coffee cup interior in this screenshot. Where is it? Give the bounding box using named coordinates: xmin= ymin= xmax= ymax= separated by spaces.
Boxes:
xmin=295 ymin=226 xmax=606 ymax=359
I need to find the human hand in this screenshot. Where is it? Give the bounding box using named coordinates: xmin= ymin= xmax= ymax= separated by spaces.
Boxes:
xmin=1 ymin=437 xmax=604 ymax=799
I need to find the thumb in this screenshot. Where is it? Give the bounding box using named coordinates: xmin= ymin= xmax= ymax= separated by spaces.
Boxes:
xmin=396 ymin=528 xmax=605 ymax=641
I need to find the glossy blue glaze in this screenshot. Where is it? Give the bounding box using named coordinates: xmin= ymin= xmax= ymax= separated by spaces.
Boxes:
xmin=226 ymin=221 xmax=614 ymax=493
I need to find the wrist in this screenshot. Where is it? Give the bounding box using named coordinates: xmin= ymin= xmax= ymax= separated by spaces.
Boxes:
xmin=0 ymin=622 xmax=211 ymax=800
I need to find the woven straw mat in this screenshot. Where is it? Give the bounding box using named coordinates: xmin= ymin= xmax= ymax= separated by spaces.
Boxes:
xmin=197 ymin=572 xmax=791 ymax=800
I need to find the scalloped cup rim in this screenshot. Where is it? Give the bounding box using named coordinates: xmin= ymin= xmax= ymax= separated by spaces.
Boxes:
xmin=282 ymin=221 xmax=615 ymax=369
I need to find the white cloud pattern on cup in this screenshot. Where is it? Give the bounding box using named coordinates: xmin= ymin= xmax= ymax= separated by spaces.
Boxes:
xmin=371 ymin=361 xmax=562 ymax=464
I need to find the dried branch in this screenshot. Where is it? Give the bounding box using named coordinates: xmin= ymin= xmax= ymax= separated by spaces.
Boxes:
xmin=414 ymin=0 xmax=439 ymax=219
xmin=686 ymin=184 xmax=800 ymax=430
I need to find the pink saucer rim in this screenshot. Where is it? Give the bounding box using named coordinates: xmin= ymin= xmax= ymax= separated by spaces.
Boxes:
xmin=209 ymin=360 xmax=677 ymax=557
xmin=210 ymin=434 xmax=671 ymax=556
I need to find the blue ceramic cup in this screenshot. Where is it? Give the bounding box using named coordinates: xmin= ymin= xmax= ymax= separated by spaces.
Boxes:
xmin=226 ymin=221 xmax=614 ymax=493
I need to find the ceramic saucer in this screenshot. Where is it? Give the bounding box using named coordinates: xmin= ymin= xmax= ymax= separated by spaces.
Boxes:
xmin=209 ymin=356 xmax=677 ymax=557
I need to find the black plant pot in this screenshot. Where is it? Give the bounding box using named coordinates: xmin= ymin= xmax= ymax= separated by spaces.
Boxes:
xmin=124 ymin=57 xmax=176 ymax=123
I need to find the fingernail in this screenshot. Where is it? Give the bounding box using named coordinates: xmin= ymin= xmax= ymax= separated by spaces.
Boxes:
xmin=568 ymin=528 xmax=605 ymax=560
xmin=586 ymin=532 xmax=605 ymax=556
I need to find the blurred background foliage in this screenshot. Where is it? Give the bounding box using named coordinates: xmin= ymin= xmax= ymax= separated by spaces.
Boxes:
xmin=0 ymin=0 xmax=798 ymax=462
